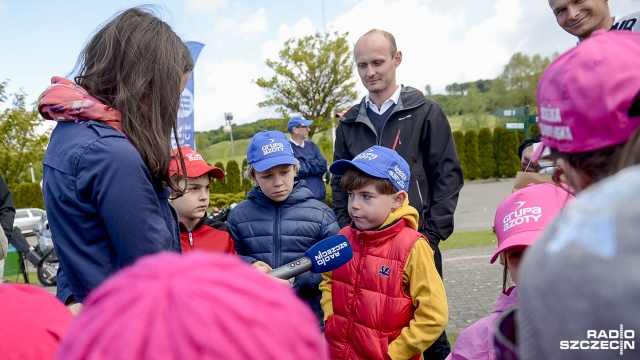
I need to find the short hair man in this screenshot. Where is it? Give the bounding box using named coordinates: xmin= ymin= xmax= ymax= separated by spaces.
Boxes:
xmin=287 ymin=115 xmax=328 ymax=202
xmin=330 ymin=29 xmax=463 ymax=359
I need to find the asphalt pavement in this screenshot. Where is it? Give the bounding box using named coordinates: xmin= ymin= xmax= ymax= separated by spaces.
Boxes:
xmin=444 ymin=177 xmax=515 ymax=334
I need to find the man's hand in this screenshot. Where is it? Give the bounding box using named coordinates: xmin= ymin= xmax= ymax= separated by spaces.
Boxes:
xmin=520 ymin=145 xmax=540 ymax=172
xmin=252 ymin=261 xmax=294 ymax=286
xmin=67 ymin=302 xmax=84 ymax=316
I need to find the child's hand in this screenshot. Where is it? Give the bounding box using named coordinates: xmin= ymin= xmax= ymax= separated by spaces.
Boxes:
xmin=252 ymin=261 xmax=272 ymax=273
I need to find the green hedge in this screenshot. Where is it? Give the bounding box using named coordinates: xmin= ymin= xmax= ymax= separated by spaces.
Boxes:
xmin=11 ymin=182 xmax=44 ymax=209
xmin=453 ymin=126 xmax=521 ymax=180
xmin=209 ymin=192 xmax=247 ymax=209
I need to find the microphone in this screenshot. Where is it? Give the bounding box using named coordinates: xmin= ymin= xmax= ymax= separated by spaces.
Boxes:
xmin=267 ymin=235 xmax=352 ymax=279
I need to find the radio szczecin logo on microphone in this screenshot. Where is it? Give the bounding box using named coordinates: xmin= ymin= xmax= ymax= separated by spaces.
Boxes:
xmin=315 ymin=241 xmax=349 ymax=266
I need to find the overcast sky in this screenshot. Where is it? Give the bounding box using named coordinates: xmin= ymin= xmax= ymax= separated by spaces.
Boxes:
xmin=1 ymin=0 xmax=639 ymax=131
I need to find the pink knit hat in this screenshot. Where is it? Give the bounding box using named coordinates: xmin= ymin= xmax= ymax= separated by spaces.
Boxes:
xmin=491 ymin=183 xmax=573 ymax=263
xmin=0 ymin=284 xmax=73 ymax=360
xmin=532 ymin=30 xmax=640 ymax=162
xmin=56 ymin=252 xmax=328 ymax=360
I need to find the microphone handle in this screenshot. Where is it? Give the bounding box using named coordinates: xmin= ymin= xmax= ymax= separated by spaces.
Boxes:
xmin=267 ymin=256 xmax=313 ymax=279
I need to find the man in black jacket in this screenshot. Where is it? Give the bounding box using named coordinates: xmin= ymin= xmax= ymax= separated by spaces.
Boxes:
xmin=330 ymin=29 xmax=463 ymax=359
xmin=0 ymin=175 xmax=16 ymax=279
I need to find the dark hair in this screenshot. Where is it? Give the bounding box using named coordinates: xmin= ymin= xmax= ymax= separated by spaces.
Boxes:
xmin=618 ymin=127 xmax=640 ymax=170
xmin=73 ymin=6 xmax=194 ymax=193
xmin=550 ymin=144 xmax=625 ymax=189
xmin=339 ymin=167 xmax=398 ymax=195
xmin=355 ymin=29 xmax=397 ymax=58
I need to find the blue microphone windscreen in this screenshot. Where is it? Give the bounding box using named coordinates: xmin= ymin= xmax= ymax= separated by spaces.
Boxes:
xmin=305 ymin=235 xmax=352 ymax=273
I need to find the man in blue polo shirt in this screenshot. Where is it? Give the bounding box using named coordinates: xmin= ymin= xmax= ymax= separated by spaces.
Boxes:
xmin=288 ymin=115 xmax=328 ymax=203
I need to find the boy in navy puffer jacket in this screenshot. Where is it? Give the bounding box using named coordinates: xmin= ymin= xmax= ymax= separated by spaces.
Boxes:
xmin=226 ymin=130 xmax=340 ymax=329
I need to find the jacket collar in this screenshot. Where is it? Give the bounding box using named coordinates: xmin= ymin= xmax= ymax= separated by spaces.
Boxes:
xmin=340 ymin=85 xmax=427 ymax=124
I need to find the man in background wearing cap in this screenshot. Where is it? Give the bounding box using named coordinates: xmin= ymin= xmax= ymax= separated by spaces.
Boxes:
xmin=323 ymin=145 xmax=448 ymax=360
xmin=0 ymin=174 xmax=15 ymax=280
xmin=169 ymin=146 xmax=235 ymax=254
xmin=520 ymin=0 xmax=640 ymax=171
xmin=288 ymin=115 xmax=328 ymax=203
xmin=332 ymin=28 xmax=462 ymax=358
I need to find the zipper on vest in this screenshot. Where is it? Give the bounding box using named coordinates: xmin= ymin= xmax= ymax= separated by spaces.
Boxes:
xmin=188 ymin=231 xmax=193 ymax=247
xmin=274 ymin=205 xmax=281 ymax=266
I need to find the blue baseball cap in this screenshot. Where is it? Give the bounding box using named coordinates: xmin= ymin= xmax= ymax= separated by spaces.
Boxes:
xmin=329 ymin=145 xmax=410 ymax=192
xmin=247 ymin=130 xmax=298 ymax=172
xmin=287 ymin=115 xmax=313 ymax=131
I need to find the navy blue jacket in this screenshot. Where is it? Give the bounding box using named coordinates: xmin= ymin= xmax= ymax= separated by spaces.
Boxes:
xmin=227 ymin=180 xmax=340 ymax=325
xmin=290 ymin=140 xmax=327 ymax=202
xmin=43 ymin=121 xmax=181 ymax=303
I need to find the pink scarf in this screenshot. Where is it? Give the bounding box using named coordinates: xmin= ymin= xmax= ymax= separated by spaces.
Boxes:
xmin=38 ymin=76 xmax=124 ymax=133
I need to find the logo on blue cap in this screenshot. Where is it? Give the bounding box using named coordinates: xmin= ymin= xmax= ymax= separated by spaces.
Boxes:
xmin=247 ymin=130 xmax=297 ymax=172
xmin=329 ymin=146 xmax=410 ymax=192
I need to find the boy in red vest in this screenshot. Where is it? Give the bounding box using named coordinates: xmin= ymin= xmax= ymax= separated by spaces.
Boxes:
xmin=169 ymin=146 xmax=235 ymax=254
xmin=321 ymin=145 xmax=448 ymax=360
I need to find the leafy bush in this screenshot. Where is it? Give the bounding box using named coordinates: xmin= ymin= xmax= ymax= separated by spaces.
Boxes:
xmin=11 ymin=182 xmax=44 ymax=209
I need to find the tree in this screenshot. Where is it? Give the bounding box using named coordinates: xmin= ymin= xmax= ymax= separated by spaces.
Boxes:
xmin=225 ymin=159 xmax=242 ymax=194
xmin=425 ymin=84 xmax=432 ymax=96
xmin=461 ymin=86 xmax=488 ymax=130
xmin=452 ymin=130 xmax=466 ymax=174
xmin=254 ymin=31 xmax=358 ymax=138
xmin=211 ymin=161 xmax=226 ymax=194
xmin=241 ymin=158 xmax=253 ymax=193
xmin=498 ymin=53 xmax=552 ymax=108
xmin=464 ymin=129 xmax=482 ymax=180
xmin=0 ymin=81 xmax=51 ymax=189
xmin=478 ymin=127 xmax=497 ymax=179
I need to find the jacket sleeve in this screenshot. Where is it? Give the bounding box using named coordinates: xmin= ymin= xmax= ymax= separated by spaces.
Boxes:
xmin=226 ymin=209 xmax=259 ymax=264
xmin=446 ymin=319 xmax=493 ymax=360
xmin=77 ymin=137 xmax=175 ymax=268
xmin=296 ymin=142 xmax=328 ymax=178
xmin=319 ymin=271 xmax=333 ymax=322
xmin=0 ymin=175 xmax=15 ymax=241
xmin=422 ymin=102 xmax=463 ymax=241
xmin=55 ymin=268 xmax=74 ymax=304
xmin=295 ymin=207 xmax=341 ymax=290
xmin=330 ymin=123 xmax=352 ymax=228
xmin=387 ymin=237 xmax=448 ymax=359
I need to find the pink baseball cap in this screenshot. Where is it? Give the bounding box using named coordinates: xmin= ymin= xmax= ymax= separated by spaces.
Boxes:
xmin=532 ymin=30 xmax=640 ymax=163
xmin=0 ymin=284 xmax=73 ymax=360
xmin=169 ymin=146 xmax=224 ymax=179
xmin=490 ymin=183 xmax=573 ymax=263
xmin=57 ymin=252 xmax=328 ymax=360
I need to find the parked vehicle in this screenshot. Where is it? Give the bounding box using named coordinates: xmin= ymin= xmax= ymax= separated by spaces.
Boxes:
xmin=35 ymin=211 xmax=54 ymax=254
xmin=13 ymin=208 xmax=45 ymax=235
xmin=9 ymin=222 xmax=58 ymax=287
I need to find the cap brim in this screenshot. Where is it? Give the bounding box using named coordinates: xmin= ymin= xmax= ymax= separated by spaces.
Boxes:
xmin=174 ymin=164 xmax=224 ymax=179
xmin=530 ymin=142 xmax=550 ymax=163
xmin=252 ymin=156 xmax=297 ymax=173
xmin=329 ymin=159 xmax=386 ymax=179
xmin=490 ymin=229 xmax=542 ymax=264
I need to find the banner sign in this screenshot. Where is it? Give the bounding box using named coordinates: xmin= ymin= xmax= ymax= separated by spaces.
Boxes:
xmin=172 ymin=41 xmax=204 ymax=150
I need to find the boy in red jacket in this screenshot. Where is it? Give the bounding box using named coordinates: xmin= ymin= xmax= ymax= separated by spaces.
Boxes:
xmin=321 ymin=145 xmax=448 ymax=360
xmin=169 ymin=146 xmax=235 ymax=254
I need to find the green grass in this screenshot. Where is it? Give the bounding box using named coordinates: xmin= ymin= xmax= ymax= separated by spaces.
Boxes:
xmin=448 ymin=332 xmax=459 ymax=348
xmin=2 ymin=271 xmax=38 ymax=284
xmin=440 ymin=229 xmax=497 ymax=250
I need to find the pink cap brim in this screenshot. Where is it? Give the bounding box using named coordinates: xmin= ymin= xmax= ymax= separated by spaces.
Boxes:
xmin=530 ymin=143 xmax=548 ymax=163
xmin=490 ymin=229 xmax=543 ymax=264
